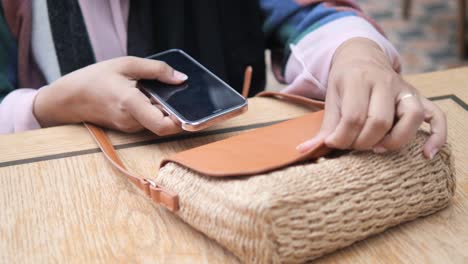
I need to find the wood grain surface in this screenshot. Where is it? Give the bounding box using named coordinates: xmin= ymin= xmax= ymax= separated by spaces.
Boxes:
xmin=0 ymin=68 xmax=467 ymax=263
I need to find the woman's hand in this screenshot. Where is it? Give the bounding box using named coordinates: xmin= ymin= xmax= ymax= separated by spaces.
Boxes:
xmin=297 ymin=38 xmax=447 ymax=159
xmin=33 ymin=56 xmax=188 ymax=135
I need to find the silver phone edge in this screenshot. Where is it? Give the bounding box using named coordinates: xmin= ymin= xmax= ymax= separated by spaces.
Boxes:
xmin=181 ymin=103 xmax=248 ymax=131
xmin=141 ymin=87 xmax=248 ymax=132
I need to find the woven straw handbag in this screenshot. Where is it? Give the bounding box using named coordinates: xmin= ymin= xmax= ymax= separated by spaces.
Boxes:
xmin=157 ymin=131 xmax=454 ymax=263
xmin=86 ymin=91 xmax=455 ymax=263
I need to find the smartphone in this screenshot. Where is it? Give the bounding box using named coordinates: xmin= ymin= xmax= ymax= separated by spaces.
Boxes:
xmin=139 ymin=49 xmax=248 ymax=131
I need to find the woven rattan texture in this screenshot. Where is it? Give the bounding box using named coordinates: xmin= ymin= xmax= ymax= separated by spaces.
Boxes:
xmin=156 ymin=131 xmax=455 ymax=263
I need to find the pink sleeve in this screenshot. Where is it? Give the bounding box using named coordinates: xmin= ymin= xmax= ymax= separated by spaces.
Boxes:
xmin=0 ymin=88 xmax=42 ymax=134
xmin=281 ymin=16 xmax=401 ymax=100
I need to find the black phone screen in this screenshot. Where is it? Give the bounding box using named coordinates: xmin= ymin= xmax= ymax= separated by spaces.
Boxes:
xmin=139 ymin=50 xmax=246 ymax=122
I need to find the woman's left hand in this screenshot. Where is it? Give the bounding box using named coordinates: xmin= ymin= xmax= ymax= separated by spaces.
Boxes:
xmin=296 ymin=37 xmax=447 ymax=159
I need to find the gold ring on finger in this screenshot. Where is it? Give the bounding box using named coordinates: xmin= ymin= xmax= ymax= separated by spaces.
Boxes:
xmin=397 ymin=93 xmax=416 ymax=104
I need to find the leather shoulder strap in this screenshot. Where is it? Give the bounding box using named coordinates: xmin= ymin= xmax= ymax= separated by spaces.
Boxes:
xmin=256 ymin=91 xmax=325 ymax=110
xmin=85 ymin=67 xmax=324 ymax=212
xmin=85 ymin=123 xmax=179 ymax=211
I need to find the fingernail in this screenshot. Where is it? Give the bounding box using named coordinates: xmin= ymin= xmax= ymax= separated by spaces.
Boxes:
xmin=429 ymin=148 xmax=439 ymax=159
xmin=373 ymin=146 xmax=388 ymax=154
xmin=297 ymin=137 xmax=321 ymax=153
xmin=296 ymin=143 xmax=307 ymax=153
xmin=174 ymin=70 xmax=188 ymax=81
xmin=296 ymin=141 xmax=314 ymax=153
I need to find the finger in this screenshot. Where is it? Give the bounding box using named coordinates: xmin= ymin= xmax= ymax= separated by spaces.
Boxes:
xmin=117 ymin=57 xmax=188 ymax=84
xmin=124 ymin=88 xmax=182 ymax=136
xmin=296 ymin=84 xmax=340 ymax=153
xmin=420 ymin=97 xmax=447 ymax=159
xmin=324 ymin=81 xmax=371 ymax=149
xmin=109 ymin=114 xmax=144 ymax=133
xmin=352 ymin=84 xmax=394 ymax=150
xmin=377 ymin=93 xmax=425 ymax=151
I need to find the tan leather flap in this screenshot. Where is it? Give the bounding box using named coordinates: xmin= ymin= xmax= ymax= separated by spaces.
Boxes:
xmin=160 ymin=110 xmax=331 ymax=177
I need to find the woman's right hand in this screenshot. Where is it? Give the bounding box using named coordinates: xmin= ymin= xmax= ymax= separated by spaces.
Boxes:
xmin=33 ymin=56 xmax=188 ymax=135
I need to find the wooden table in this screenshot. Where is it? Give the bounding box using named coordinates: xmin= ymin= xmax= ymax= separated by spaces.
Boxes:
xmin=1 ymin=68 xmax=467 ymax=263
